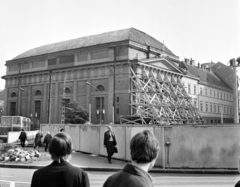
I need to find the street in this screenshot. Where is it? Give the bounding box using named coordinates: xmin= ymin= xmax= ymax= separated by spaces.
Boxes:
xmin=0 ymin=168 xmax=240 ymax=187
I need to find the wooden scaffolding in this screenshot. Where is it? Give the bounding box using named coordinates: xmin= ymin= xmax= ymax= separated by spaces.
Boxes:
xmin=120 ymin=65 xmax=205 ymax=125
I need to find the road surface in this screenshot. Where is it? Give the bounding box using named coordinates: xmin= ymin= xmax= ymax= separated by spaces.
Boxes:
xmin=0 ymin=168 xmax=240 ymax=187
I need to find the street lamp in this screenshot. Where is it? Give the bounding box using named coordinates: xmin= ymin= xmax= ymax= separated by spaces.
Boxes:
xmin=86 ymin=81 xmax=103 ymax=124
xmin=229 ymin=57 xmax=240 ymax=123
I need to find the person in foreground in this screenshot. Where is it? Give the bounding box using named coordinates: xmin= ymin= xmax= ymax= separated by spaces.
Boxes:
xmin=104 ymin=125 xmax=117 ymax=164
xmin=31 ymin=132 xmax=90 ymax=187
xmin=103 ymin=130 xmax=160 ymax=187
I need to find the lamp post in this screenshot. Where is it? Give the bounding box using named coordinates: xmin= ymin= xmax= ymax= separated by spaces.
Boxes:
xmin=86 ymin=81 xmax=103 ymax=124
xmin=229 ymin=57 xmax=240 ymax=123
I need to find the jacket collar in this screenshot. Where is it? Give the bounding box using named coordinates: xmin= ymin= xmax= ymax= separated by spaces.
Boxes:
xmin=123 ymin=164 xmax=153 ymax=182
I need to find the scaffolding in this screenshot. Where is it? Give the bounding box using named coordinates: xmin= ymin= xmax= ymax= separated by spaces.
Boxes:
xmin=120 ymin=66 xmax=205 ymax=125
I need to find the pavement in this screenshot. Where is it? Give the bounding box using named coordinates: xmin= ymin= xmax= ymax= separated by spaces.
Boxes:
xmin=0 ymin=142 xmax=240 ymax=174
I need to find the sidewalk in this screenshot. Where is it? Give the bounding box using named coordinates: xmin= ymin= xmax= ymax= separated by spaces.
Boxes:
xmin=1 ymin=144 xmax=239 ymax=174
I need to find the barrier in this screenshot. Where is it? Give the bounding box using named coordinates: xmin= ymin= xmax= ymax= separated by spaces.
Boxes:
xmin=40 ymin=123 xmax=240 ymax=169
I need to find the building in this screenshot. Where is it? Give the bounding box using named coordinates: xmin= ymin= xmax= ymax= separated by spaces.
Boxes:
xmin=2 ymin=28 xmax=234 ymax=128
xmin=180 ymin=59 xmax=234 ymax=123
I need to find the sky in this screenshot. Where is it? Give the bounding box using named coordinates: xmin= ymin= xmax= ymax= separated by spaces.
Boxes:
xmin=0 ymin=0 xmax=239 ymax=90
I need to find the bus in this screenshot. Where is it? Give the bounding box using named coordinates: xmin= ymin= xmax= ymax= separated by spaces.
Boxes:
xmin=0 ymin=116 xmax=31 ymax=142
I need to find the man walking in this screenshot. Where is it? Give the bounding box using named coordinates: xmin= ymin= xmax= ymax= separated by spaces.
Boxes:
xmin=104 ymin=125 xmax=117 ymax=164
xmin=18 ymin=129 xmax=27 ymax=147
xmin=103 ymin=130 xmax=160 ymax=187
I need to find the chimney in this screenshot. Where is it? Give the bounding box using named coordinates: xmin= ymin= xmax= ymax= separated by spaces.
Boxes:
xmin=198 ymin=62 xmax=200 ymax=68
xmin=191 ymin=60 xmax=195 ymax=66
xmin=185 ymin=58 xmax=190 ymax=64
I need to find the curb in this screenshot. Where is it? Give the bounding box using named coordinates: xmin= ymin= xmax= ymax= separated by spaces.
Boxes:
xmin=0 ymin=163 xmax=239 ymax=174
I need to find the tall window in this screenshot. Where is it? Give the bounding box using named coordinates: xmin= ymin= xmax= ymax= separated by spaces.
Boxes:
xmin=210 ymin=104 xmax=212 ymax=113
xmin=218 ymin=105 xmax=220 ymax=113
xmin=221 ymin=93 xmax=222 ymax=99
xmin=200 ymin=102 xmax=203 ymax=111
xmin=96 ymin=97 xmax=104 ymax=120
xmin=194 ymin=85 xmax=196 ymax=95
xmin=200 ymin=87 xmax=203 ymax=95
xmin=214 ymin=104 xmax=216 ymax=113
xmin=227 ymin=94 xmax=228 ymax=100
xmin=10 ymin=102 xmax=16 ymax=116
xmin=205 ymin=88 xmax=207 ymax=96
xmin=188 ymin=84 xmax=191 ymax=94
xmin=35 ymin=101 xmax=41 ymax=119
xmin=210 ymin=90 xmax=212 ymax=97
xmin=206 ymin=103 xmax=208 ymax=112
xmin=224 ymin=93 xmax=225 ymax=100
xmin=224 ymin=105 xmax=226 ymax=114
xmin=214 ymin=91 xmax=215 ymax=98
xmin=217 ymin=92 xmax=219 ymax=98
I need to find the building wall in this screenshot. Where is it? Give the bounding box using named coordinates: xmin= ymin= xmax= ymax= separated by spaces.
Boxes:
xmin=4 ymin=44 xmax=134 ymax=127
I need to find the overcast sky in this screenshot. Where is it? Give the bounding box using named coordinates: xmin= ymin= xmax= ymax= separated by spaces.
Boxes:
xmin=0 ymin=0 xmax=239 ymax=90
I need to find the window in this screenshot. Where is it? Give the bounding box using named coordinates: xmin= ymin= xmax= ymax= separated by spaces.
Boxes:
xmin=221 ymin=93 xmax=222 ymax=99
xmin=188 ymin=84 xmax=191 ymax=94
xmin=210 ymin=90 xmax=212 ymax=97
xmin=224 ymin=93 xmax=225 ymax=100
xmin=11 ymin=92 xmax=17 ymax=97
xmin=194 ymin=99 xmax=197 ymax=107
xmin=96 ymin=85 xmax=105 ymax=91
xmin=205 ymin=88 xmax=207 ymax=96
xmin=59 ymin=55 xmax=74 ymax=64
xmin=194 ymin=85 xmax=196 ymax=95
xmin=200 ymin=87 xmax=203 ymax=95
xmin=218 ymin=105 xmax=220 ymax=113
xmin=35 ymin=101 xmax=41 ymax=119
xmin=230 ymin=107 xmax=232 ymax=114
xmin=217 ymin=92 xmax=219 ymax=98
xmin=96 ymin=97 xmax=104 ymax=120
xmin=214 ymin=104 xmax=216 ymax=113
xmin=230 ymin=95 xmax=232 ymax=101
xmin=117 ymin=97 xmax=120 ymax=102
xmin=200 ymin=102 xmax=203 ymax=111
xmin=227 ymin=94 xmax=228 ymax=100
xmin=48 ymin=58 xmax=57 ymax=66
xmin=62 ymin=98 xmax=70 ymax=105
xmin=224 ymin=106 xmax=226 ymax=114
xmin=210 ymin=104 xmax=212 ymax=113
xmin=10 ymin=102 xmax=16 ymax=116
xmin=206 ymin=103 xmax=208 ymax=112
xmin=117 ymin=108 xmax=119 ymax=114
xmin=35 ymin=90 xmax=41 ymax=96
xmin=64 ymin=87 xmax=71 ymax=94
xmin=214 ymin=91 xmax=215 ymax=98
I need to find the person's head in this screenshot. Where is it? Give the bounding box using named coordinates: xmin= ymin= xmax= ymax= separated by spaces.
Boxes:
xmin=130 ymin=130 xmax=160 ymax=169
xmin=48 ymin=132 xmax=73 ymax=162
xmin=46 ymin=131 xmax=50 ymax=135
xmin=107 ymin=126 xmax=112 ymax=131
xmin=21 ymin=129 xmax=24 ymax=131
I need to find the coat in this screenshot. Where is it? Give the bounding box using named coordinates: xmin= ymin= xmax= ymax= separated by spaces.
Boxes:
xmin=19 ymin=131 xmax=27 ymax=141
xmin=43 ymin=134 xmax=52 ymax=144
xmin=31 ymin=160 xmax=90 ymax=187
xmin=34 ymin=132 xmax=43 ymax=147
xmin=103 ymin=164 xmax=153 ymax=187
xmin=104 ymin=130 xmax=117 ymax=147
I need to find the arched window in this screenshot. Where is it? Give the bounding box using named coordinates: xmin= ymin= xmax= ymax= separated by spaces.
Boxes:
xmin=96 ymin=85 xmax=105 ymax=91
xmin=65 ymin=87 xmax=71 ymax=94
xmin=11 ymin=92 xmax=17 ymax=97
xmin=35 ymin=90 xmax=42 ymax=96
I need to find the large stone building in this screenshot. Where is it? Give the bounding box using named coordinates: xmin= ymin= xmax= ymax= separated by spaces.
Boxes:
xmin=2 ymin=28 xmax=235 ymax=128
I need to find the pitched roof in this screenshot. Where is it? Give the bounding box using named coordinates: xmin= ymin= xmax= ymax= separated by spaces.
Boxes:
xmin=181 ymin=62 xmax=232 ymax=90
xmin=13 ymin=28 xmax=177 ymax=60
xmin=211 ymin=62 xmax=234 ymax=89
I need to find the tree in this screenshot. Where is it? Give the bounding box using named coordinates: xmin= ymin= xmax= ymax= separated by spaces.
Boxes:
xmin=0 ymin=101 xmax=4 ymax=123
xmin=64 ymin=101 xmax=89 ymax=124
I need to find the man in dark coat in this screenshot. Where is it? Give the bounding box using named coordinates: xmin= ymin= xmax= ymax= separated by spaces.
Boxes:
xmin=34 ymin=131 xmax=43 ymax=151
xmin=43 ymin=131 xmax=52 ymax=152
xmin=103 ymin=130 xmax=160 ymax=187
xmin=104 ymin=125 xmax=117 ymax=164
xmin=19 ymin=129 xmax=27 ymax=147
xmin=31 ymin=132 xmax=89 ymax=187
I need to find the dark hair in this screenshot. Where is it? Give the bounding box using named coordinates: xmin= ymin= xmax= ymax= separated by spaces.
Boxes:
xmin=48 ymin=132 xmax=73 ymax=160
xmin=130 ymin=130 xmax=160 ymax=163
